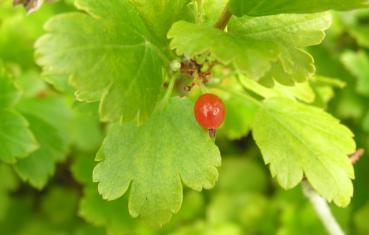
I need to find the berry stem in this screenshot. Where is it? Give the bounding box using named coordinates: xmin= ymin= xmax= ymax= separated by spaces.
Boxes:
xmin=208 ymin=128 xmax=217 ymax=138
xmin=214 ymin=5 xmax=232 ymax=30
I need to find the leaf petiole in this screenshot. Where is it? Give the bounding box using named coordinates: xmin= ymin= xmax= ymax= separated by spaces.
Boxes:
xmin=216 ymin=87 xmax=262 ymax=107
xmin=157 ymin=75 xmax=177 ymax=111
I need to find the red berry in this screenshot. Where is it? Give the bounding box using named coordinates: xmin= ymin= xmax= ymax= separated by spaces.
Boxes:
xmin=194 ymin=93 xmax=225 ymax=129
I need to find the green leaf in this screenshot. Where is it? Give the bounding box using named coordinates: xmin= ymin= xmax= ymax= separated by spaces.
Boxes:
xmin=362 ymin=110 xmax=369 ymax=132
xmin=252 ymin=98 xmax=355 ymax=207
xmin=79 ymin=186 xmax=151 ymax=235
xmin=335 ymin=89 xmax=365 ymax=120
xmin=14 ymin=114 xmax=68 ymax=189
xmin=17 ymin=96 xmax=73 ymax=146
xmin=229 ymin=0 xmax=368 ymax=17
xmin=0 ymin=69 xmax=20 ymax=108
xmin=129 ymin=0 xmax=193 ymax=41
xmin=0 ymin=67 xmax=38 ymax=164
xmin=35 ymin=0 xmax=166 ymax=122
xmin=347 ymin=19 xmax=369 ymax=48
xmin=168 ymin=13 xmax=331 ymax=85
xmin=41 ymin=187 xmax=79 ymax=225
xmin=93 ymin=97 xmax=221 ymax=226
xmin=72 ymin=154 xmax=153 ymax=235
xmin=71 ymin=154 xmax=96 ymax=185
xmin=341 ymin=50 xmax=369 ymax=96
xmin=308 ymin=76 xmax=346 ymax=108
xmin=15 ymin=70 xmax=47 ymax=98
xmin=0 ymin=164 xmax=18 ymax=220
xmin=0 ymin=1 xmax=56 ymax=70
xmin=43 ymin=75 xmax=70 ymax=93
xmin=0 ymin=196 xmax=33 ymax=234
xmin=0 ymin=165 xmax=18 ymax=193
xmin=0 ymin=110 xmax=38 ymax=164
xmin=70 ymin=112 xmax=102 ymax=152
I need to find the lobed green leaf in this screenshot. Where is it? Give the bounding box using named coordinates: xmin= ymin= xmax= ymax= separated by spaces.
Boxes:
xmin=93 ymin=97 xmax=221 ymax=226
xmin=0 ymin=111 xmax=38 ymax=164
xmin=252 ymin=98 xmax=355 ymax=207
xmin=14 ymin=114 xmax=68 ymax=189
xmin=35 ymin=0 xmax=194 ymax=123
xmin=0 ymin=69 xmax=21 ymax=108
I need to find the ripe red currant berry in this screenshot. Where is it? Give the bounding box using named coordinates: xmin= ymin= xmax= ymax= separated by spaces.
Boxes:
xmin=194 ymin=93 xmax=225 ymax=136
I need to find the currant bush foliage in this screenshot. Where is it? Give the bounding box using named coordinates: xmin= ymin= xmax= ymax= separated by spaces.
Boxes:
xmin=1 ymin=0 xmax=369 ymax=232
xmin=32 ymin=0 xmax=365 ymax=224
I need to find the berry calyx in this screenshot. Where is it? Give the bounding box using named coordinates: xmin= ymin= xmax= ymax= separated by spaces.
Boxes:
xmin=194 ymin=93 xmax=225 ymax=131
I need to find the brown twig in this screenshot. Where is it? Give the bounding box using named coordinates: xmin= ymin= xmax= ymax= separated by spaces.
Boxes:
xmin=350 ymin=148 xmax=365 ymax=164
xmin=213 ymin=6 xmax=232 ymax=30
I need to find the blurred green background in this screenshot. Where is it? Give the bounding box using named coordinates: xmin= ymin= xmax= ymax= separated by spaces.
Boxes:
xmin=1 ymin=1 xmax=369 ymax=235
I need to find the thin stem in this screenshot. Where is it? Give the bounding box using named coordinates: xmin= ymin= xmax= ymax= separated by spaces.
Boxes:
xmin=199 ymin=82 xmax=208 ymax=93
xmin=303 ymin=181 xmax=345 ymax=235
xmin=193 ymin=70 xmax=208 ymax=93
xmin=237 ymin=75 xmax=271 ymax=99
xmin=214 ymin=5 xmax=232 ymax=30
xmin=158 ymin=76 xmax=176 ymax=110
xmin=216 ymin=87 xmax=262 ymax=107
xmin=164 ymin=76 xmax=176 ymax=103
